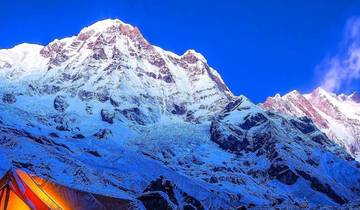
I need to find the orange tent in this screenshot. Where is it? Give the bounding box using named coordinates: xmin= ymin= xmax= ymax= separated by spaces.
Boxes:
xmin=0 ymin=169 xmax=135 ymax=210
xmin=0 ymin=169 xmax=59 ymax=210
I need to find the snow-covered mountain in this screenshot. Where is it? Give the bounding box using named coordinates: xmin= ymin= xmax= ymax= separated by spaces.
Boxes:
xmin=1 ymin=19 xmax=360 ymax=209
xmin=0 ymin=19 xmax=232 ymax=125
xmin=262 ymin=87 xmax=360 ymax=161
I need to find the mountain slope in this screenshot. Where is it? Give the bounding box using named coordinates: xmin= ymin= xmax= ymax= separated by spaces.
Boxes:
xmin=262 ymin=87 xmax=360 ymax=161
xmin=0 ymin=19 xmax=360 ymax=209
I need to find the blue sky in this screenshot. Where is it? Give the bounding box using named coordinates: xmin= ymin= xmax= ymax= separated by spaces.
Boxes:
xmin=1 ymin=0 xmax=360 ymax=102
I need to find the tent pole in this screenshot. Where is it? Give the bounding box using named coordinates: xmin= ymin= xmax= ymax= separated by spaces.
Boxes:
xmin=0 ymin=188 xmax=4 ymax=207
xmin=3 ymin=185 xmax=10 ymax=210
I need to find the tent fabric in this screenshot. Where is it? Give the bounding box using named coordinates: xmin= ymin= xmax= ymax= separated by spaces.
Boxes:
xmin=29 ymin=175 xmax=107 ymax=210
xmin=0 ymin=169 xmax=52 ymax=210
xmin=0 ymin=169 xmax=136 ymax=210
xmin=0 ymin=188 xmax=31 ymax=210
xmin=29 ymin=176 xmax=136 ymax=210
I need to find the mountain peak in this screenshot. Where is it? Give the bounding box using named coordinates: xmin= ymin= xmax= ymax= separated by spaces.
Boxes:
xmin=182 ymin=49 xmax=207 ymax=63
xmin=284 ymin=90 xmax=301 ymax=98
xmin=263 ymin=87 xmax=360 ymax=159
xmin=314 ymin=86 xmax=328 ymax=94
xmin=273 ymin=93 xmax=281 ymax=98
xmin=75 ymin=18 xmax=145 ymax=44
xmin=311 ymin=86 xmax=335 ymax=98
xmin=0 ymin=43 xmax=44 ymax=54
xmin=80 ymin=18 xmax=133 ymax=33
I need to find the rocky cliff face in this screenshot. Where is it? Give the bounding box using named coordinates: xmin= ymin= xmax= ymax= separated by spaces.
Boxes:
xmin=262 ymin=87 xmax=360 ymax=161
xmin=0 ymin=19 xmax=360 ymax=209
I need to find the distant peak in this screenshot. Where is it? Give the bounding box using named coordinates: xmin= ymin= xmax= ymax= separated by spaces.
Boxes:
xmin=315 ymin=86 xmax=326 ymax=92
xmin=13 ymin=43 xmax=44 ymax=49
xmin=285 ymin=90 xmax=301 ymax=97
xmin=274 ymin=93 xmax=281 ymax=98
xmin=313 ymin=87 xmax=330 ymax=95
xmin=268 ymin=90 xmax=301 ymax=100
xmin=182 ymin=49 xmax=207 ymax=63
xmin=2 ymin=43 xmax=44 ymax=52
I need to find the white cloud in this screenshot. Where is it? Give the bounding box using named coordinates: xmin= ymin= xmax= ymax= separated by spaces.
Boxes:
xmin=321 ymin=17 xmax=360 ymax=92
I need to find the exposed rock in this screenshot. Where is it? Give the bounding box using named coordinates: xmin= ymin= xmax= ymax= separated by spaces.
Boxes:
xmin=78 ymin=90 xmax=94 ymax=102
xmin=205 ymin=65 xmax=231 ymax=95
xmin=52 ymin=53 xmax=69 ymax=66
xmin=143 ymin=177 xmax=204 ymax=210
xmin=85 ymin=105 xmax=93 ymax=115
xmin=290 ymin=117 xmax=316 ymax=134
xmin=306 ymin=158 xmax=319 ymax=167
xmin=223 ymin=98 xmax=243 ymax=113
xmin=185 ymin=111 xmax=195 ymax=122
xmin=239 ymin=113 xmax=268 ymax=130
xmin=77 ymin=30 xmax=94 ymax=41
xmin=53 ymin=95 xmax=69 ymax=112
xmin=12 ymin=161 xmax=34 ymax=170
xmin=161 ymin=74 xmax=175 ymax=83
xmin=182 ymin=51 xmax=200 ymax=64
xmin=210 ymin=121 xmax=249 ymax=153
xmin=2 ymin=93 xmax=16 ymax=104
xmin=53 ymin=115 xmax=70 ymax=131
xmin=119 ymin=107 xmax=147 ymax=125
xmin=111 ymin=47 xmax=123 ymax=60
xmin=311 ymin=134 xmax=329 ymax=145
xmin=148 ymin=55 xmax=166 ymax=68
xmin=184 ymin=204 xmax=196 ymax=210
xmin=209 ymin=176 xmax=218 ymax=184
xmin=296 ymin=170 xmax=347 ymax=205
xmin=138 ymin=192 xmax=174 ymax=210
xmin=1 ymin=62 xmax=12 ymax=69
xmin=253 ymin=132 xmax=272 ymax=151
xmin=101 ymin=109 xmax=115 ymax=124
xmin=170 ymin=103 xmax=186 ymax=115
xmin=41 ymin=85 xmax=61 ymax=94
xmin=144 ymin=177 xmax=178 ymax=205
xmin=93 ymin=48 xmax=107 ymax=60
xmin=145 ymin=72 xmax=157 ymax=79
xmin=96 ymin=90 xmax=110 ymax=102
xmin=93 ymin=129 xmax=112 ymax=139
xmin=72 ymin=133 xmax=85 ymax=139
xmin=181 ymin=193 xmax=204 ymax=210
xmin=49 ymin=132 xmax=59 ymax=138
xmin=268 ymin=164 xmax=298 ymax=185
xmin=110 ymin=96 xmax=121 ymax=107
xmin=56 ymin=125 xmax=69 ymax=131
xmin=83 ymin=148 xmax=101 ymax=157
